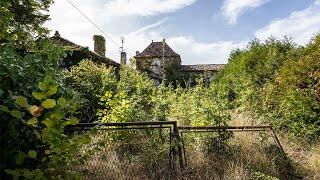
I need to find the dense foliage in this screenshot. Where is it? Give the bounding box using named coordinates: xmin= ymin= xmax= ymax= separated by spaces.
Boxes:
xmin=96 ymin=68 xmax=230 ymax=127
xmin=0 ymin=0 xmax=90 ymax=178
xmin=64 ymin=60 xmax=117 ymax=122
xmin=0 ymin=0 xmax=53 ymax=48
xmin=1 ymin=0 xmax=319 ymax=178
xmin=214 ymin=35 xmax=320 ymax=140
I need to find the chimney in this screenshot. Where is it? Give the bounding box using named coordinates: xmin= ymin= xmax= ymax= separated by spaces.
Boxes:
xmin=54 ymin=31 xmax=60 ymax=37
xmin=136 ymin=51 xmax=140 ymax=56
xmin=120 ymin=51 xmax=127 ymax=65
xmin=93 ymin=35 xmax=106 ymax=57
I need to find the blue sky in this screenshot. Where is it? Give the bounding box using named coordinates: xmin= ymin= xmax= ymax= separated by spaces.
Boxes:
xmin=46 ymin=0 xmax=320 ymax=64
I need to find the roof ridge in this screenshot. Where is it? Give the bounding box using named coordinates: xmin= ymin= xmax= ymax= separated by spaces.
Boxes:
xmin=135 ymin=41 xmax=180 ymax=58
xmin=49 ymin=33 xmax=119 ymax=66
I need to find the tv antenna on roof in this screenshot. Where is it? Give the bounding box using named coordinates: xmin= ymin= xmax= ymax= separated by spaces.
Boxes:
xmin=120 ymin=37 xmax=125 ymax=52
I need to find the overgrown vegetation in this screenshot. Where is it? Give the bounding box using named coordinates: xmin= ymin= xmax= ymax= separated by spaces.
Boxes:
xmin=214 ymin=36 xmax=320 ymax=140
xmin=1 ymin=0 xmax=319 ymax=179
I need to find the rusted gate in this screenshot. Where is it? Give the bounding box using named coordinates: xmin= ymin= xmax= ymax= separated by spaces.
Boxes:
xmin=66 ymin=122 xmax=288 ymax=179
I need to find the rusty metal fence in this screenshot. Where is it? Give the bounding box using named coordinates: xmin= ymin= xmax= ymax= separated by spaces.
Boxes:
xmin=178 ymin=125 xmax=292 ymax=179
xmin=66 ymin=122 xmax=290 ymax=179
xmin=65 ymin=121 xmax=183 ymax=179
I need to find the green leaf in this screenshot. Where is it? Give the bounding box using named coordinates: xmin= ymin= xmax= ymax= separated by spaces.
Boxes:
xmin=43 ymin=75 xmax=54 ymax=84
xmin=28 ymin=150 xmax=37 ymax=159
xmin=50 ymin=111 xmax=66 ymax=119
xmin=16 ymin=96 xmax=28 ymax=107
xmin=69 ymin=117 xmax=79 ymax=125
xmin=11 ymin=109 xmax=21 ymax=119
xmin=27 ymin=117 xmax=38 ymax=125
xmin=0 ymin=105 xmax=10 ymax=113
xmin=43 ymin=118 xmax=53 ymax=127
xmin=79 ymin=135 xmax=91 ymax=144
xmin=34 ymin=169 xmax=43 ymax=179
xmin=47 ymin=84 xmax=58 ymax=96
xmin=57 ymin=97 xmax=67 ymax=107
xmin=38 ymin=82 xmax=47 ymax=91
xmin=32 ymin=92 xmax=46 ymax=100
xmin=41 ymin=99 xmax=56 ymax=109
xmin=15 ymin=151 xmax=26 ymax=165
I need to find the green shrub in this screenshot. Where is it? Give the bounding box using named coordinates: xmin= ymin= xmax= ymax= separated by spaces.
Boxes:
xmin=168 ymin=79 xmax=230 ymax=126
xmin=1 ymin=75 xmax=90 ymax=179
xmin=97 ymin=67 xmax=154 ymax=122
xmin=214 ymin=35 xmax=320 ymax=139
xmin=263 ymin=35 xmax=320 ymax=139
xmin=64 ymin=60 xmax=117 ymax=122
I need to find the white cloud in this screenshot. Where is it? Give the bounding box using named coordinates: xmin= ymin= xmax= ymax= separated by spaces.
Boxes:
xmin=222 ymin=0 xmax=270 ymax=25
xmin=255 ymin=1 xmax=320 ymax=44
xmin=45 ymin=0 xmax=247 ymax=64
xmin=124 ymin=24 xmax=246 ymax=64
xmin=45 ymin=0 xmax=197 ymax=63
xmin=130 ymin=17 xmax=168 ymax=35
xmin=167 ymin=37 xmax=247 ymax=64
xmin=103 ymin=0 xmax=197 ymax=17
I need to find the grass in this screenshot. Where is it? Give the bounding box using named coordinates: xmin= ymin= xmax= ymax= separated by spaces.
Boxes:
xmin=230 ymin=111 xmax=320 ymax=179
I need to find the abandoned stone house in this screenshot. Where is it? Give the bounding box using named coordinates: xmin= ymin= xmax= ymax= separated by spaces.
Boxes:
xmin=134 ymin=39 xmax=224 ymax=86
xmin=50 ymin=32 xmax=224 ymax=85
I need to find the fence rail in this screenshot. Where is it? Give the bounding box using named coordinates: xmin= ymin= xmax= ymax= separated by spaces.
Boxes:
xmin=66 ymin=121 xmax=288 ymax=179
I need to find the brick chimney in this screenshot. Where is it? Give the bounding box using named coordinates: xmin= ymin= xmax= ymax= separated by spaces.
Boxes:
xmin=93 ymin=35 xmax=106 ymax=57
xmin=136 ymin=51 xmax=139 ymax=56
xmin=120 ymin=51 xmax=127 ymax=65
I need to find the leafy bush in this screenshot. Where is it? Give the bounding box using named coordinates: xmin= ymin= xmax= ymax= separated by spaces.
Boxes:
xmin=97 ymin=68 xmax=231 ymax=126
xmin=214 ymin=35 xmax=320 ymax=139
xmin=168 ymin=79 xmax=230 ymax=126
xmin=0 ymin=1 xmax=89 ymax=176
xmin=263 ymin=35 xmax=320 ymax=139
xmin=1 ymin=75 xmax=90 ymax=179
xmin=64 ymin=60 xmax=117 ymax=122
xmin=97 ymin=67 xmax=154 ymax=122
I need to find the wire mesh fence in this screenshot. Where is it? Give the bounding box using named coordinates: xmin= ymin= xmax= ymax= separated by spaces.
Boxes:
xmin=65 ymin=121 xmax=180 ymax=180
xmin=179 ymin=126 xmax=293 ymax=180
xmin=64 ymin=123 xmax=291 ymax=180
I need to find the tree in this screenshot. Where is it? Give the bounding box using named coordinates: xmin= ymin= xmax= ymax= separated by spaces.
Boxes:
xmin=0 ymin=0 xmax=53 ymax=48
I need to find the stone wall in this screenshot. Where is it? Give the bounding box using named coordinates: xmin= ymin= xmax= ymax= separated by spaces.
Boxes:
xmin=136 ymin=56 xmax=181 ymax=85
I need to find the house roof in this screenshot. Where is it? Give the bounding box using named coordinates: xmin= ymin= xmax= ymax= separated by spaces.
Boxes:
xmin=181 ymin=64 xmax=225 ymax=72
xmin=135 ymin=40 xmax=180 ymax=58
xmin=49 ymin=31 xmax=119 ymax=67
